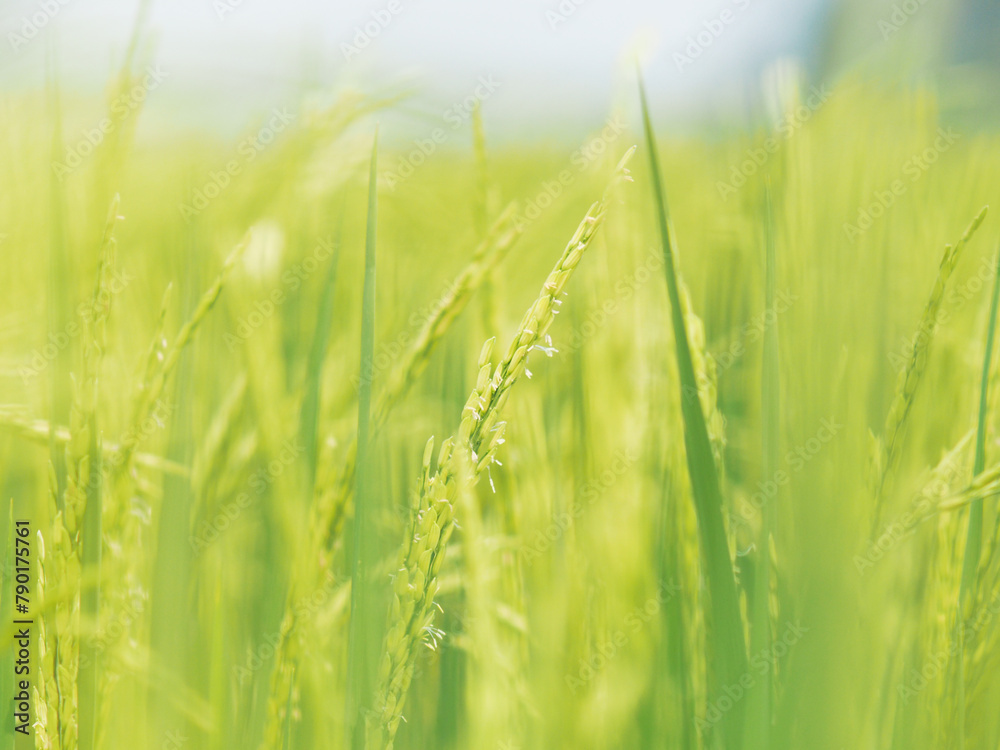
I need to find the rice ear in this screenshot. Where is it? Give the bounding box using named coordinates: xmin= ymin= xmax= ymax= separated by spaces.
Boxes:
xmin=262 ymin=197 xmax=525 ymax=750
xmin=364 ymin=151 xmax=633 ymax=750
xmin=871 ymin=207 xmax=988 ymax=534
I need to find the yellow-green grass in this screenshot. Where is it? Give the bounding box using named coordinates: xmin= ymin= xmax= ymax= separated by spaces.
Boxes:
xmin=3 ymin=67 xmax=1000 ymax=750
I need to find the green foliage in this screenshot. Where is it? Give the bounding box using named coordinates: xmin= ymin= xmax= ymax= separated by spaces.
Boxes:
xmin=3 ymin=71 xmax=1000 ymax=750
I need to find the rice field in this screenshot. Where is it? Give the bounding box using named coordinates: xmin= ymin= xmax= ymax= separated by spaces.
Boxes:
xmin=4 ymin=14 xmax=1000 ymax=750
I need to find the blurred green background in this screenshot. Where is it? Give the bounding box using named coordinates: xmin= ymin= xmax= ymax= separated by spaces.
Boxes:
xmin=3 ymin=1 xmax=1000 ymax=749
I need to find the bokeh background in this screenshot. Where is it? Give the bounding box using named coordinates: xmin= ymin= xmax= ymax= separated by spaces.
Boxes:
xmin=3 ymin=0 xmax=999 ymax=137
xmin=3 ymin=2 xmax=1000 ymax=750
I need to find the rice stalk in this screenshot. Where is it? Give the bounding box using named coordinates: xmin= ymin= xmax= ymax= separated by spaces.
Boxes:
xmin=961 ymin=244 xmax=1000 ymax=598
xmin=953 ymin=243 xmax=1000 ymax=749
xmin=78 ymin=195 xmax=122 ymax=750
xmin=46 ymin=59 xmax=71 ymax=516
xmin=652 ymin=441 xmax=701 ymax=750
xmin=300 ymin=227 xmax=342 ymax=492
xmin=98 ymin=284 xmax=173 ymax=633
xmin=678 ymin=282 xmax=726 ymax=473
xmin=191 ymin=374 xmax=250 ymax=517
xmin=346 ymin=128 xmax=382 ymax=750
xmin=114 ymin=284 xmax=173 ymax=476
xmin=870 ymin=207 xmax=989 ymax=534
xmin=0 ymin=413 xmax=185 ymax=477
xmin=638 ymin=74 xmax=749 ymax=746
xmin=135 ymin=286 xmax=173 ymax=409
xmin=455 ymin=446 xmax=526 ymax=749
xmin=746 ymin=180 xmax=779 ymax=750
xmin=314 ymin=202 xmax=523 ymax=557
xmin=115 ymin=235 xmax=250 ymax=474
xmin=42 ymin=195 xmax=122 ymax=750
xmin=374 ymin=208 xmax=521 ymax=433
xmin=364 ymin=435 xmax=460 ymax=750
xmin=938 ymin=465 xmax=1000 ymax=512
xmin=97 ymin=239 xmax=248 ymax=741
xmin=432 ymin=100 xmax=499 ymax=749
xmin=365 ymin=148 xmax=634 ymax=750
xmin=969 ymin=347 xmax=1000 ymax=621
xmin=259 ymin=203 xmax=522 ymax=750
xmin=239 ymin=92 xmax=400 ymax=221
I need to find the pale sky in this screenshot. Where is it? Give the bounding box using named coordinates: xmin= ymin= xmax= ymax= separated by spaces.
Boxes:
xmin=0 ymin=0 xmax=829 ymax=140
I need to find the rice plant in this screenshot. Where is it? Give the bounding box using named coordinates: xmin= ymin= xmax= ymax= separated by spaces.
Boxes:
xmin=5 ymin=19 xmax=1000 ymax=750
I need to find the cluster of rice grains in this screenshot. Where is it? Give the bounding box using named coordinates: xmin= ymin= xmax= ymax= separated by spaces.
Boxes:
xmin=32 ymin=201 xmax=249 ymax=749
xmin=258 ymin=205 xmax=524 ymax=749
xmin=34 ymin=197 xmax=122 ymax=750
xmin=364 ymin=151 xmax=635 ymax=749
